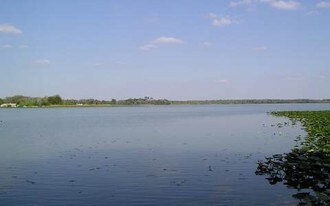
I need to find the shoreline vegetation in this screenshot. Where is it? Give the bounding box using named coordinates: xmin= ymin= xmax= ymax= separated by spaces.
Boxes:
xmin=257 ymin=111 xmax=330 ymax=205
xmin=271 ymin=111 xmax=330 ymax=153
xmin=1 ymin=95 xmax=330 ymax=108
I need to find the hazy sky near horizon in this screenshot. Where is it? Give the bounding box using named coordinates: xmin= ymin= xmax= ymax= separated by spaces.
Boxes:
xmin=1 ymin=0 xmax=329 ymax=100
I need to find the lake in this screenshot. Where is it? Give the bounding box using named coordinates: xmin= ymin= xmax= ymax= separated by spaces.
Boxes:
xmin=1 ymin=104 xmax=330 ymax=205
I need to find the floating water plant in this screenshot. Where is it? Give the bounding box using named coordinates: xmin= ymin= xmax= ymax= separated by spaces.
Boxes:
xmin=271 ymin=111 xmax=330 ymax=153
xmin=257 ymin=111 xmax=330 ymax=205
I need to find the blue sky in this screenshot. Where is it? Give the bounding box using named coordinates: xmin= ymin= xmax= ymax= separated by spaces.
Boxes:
xmin=0 ymin=0 xmax=329 ymax=100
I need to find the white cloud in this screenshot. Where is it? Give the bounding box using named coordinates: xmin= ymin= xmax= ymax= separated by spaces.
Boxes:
xmin=316 ymin=1 xmax=330 ymax=9
xmin=1 ymin=44 xmax=13 ymax=49
xmin=151 ymin=37 xmax=183 ymax=44
xmin=33 ymin=59 xmax=50 ymax=65
xmin=0 ymin=24 xmax=22 ymax=34
xmin=139 ymin=44 xmax=157 ymax=51
xmin=0 ymin=44 xmax=30 ymax=49
xmin=306 ymin=10 xmax=320 ymax=15
xmin=19 ymin=45 xmax=29 ymax=49
xmin=94 ymin=61 xmax=128 ymax=66
xmin=201 ymin=41 xmax=212 ymax=47
xmin=207 ymin=13 xmax=236 ymax=27
xmin=140 ymin=36 xmax=182 ymax=51
xmin=229 ymin=0 xmax=254 ymax=7
xmin=213 ymin=17 xmax=235 ymax=26
xmin=115 ymin=61 xmax=128 ymax=65
xmin=217 ymin=79 xmax=229 ymax=84
xmin=93 ymin=62 xmax=104 ymax=67
xmin=207 ymin=13 xmax=218 ymax=19
xmin=281 ymin=74 xmax=305 ymax=81
xmin=254 ymin=46 xmax=267 ymax=51
xmin=318 ymin=75 xmax=327 ymax=80
xmin=229 ymin=0 xmax=300 ymax=10
xmin=270 ymin=0 xmax=300 ymax=10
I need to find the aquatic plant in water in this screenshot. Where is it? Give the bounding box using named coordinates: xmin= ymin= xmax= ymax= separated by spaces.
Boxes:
xmin=256 ymin=111 xmax=330 ymax=205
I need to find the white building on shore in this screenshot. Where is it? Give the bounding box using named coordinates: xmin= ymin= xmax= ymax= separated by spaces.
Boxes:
xmin=0 ymin=103 xmax=17 ymax=108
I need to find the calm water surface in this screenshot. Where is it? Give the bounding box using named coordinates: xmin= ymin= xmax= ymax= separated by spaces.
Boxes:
xmin=1 ymin=104 xmax=330 ymax=205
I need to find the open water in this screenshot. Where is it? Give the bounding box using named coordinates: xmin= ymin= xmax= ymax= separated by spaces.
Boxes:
xmin=1 ymin=104 xmax=330 ymax=205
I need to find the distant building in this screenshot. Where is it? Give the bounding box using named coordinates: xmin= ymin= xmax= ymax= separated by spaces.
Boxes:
xmin=0 ymin=103 xmax=17 ymax=108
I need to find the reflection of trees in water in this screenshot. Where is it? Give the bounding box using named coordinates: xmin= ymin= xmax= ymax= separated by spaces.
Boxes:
xmin=256 ymin=149 xmax=330 ymax=205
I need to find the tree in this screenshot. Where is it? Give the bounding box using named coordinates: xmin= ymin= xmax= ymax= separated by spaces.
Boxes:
xmin=5 ymin=95 xmax=26 ymax=104
xmin=47 ymin=95 xmax=63 ymax=105
xmin=0 ymin=98 xmax=3 ymax=105
xmin=111 ymin=99 xmax=117 ymax=104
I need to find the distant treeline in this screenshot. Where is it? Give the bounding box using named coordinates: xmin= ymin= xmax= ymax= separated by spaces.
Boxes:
xmin=170 ymin=99 xmax=330 ymax=104
xmin=0 ymin=95 xmax=64 ymax=107
xmin=0 ymin=95 xmax=329 ymax=107
xmin=0 ymin=95 xmax=170 ymax=107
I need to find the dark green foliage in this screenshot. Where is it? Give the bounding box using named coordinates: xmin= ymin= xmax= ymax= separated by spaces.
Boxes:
xmin=62 ymin=99 xmax=78 ymax=105
xmin=256 ymin=151 xmax=330 ymax=205
xmin=257 ymin=111 xmax=330 ymax=205
xmin=1 ymin=95 xmax=53 ymax=107
xmin=118 ymin=98 xmax=170 ymax=105
xmin=271 ymin=111 xmax=330 ymax=153
xmin=0 ymin=95 xmax=171 ymax=107
xmin=171 ymin=99 xmax=330 ymax=104
xmin=4 ymin=95 xmax=28 ymax=104
xmin=1 ymin=95 xmax=329 ymax=107
xmin=47 ymin=95 xmax=63 ymax=105
xmin=0 ymin=98 xmax=3 ymax=105
xmin=1 ymin=95 xmax=48 ymax=107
